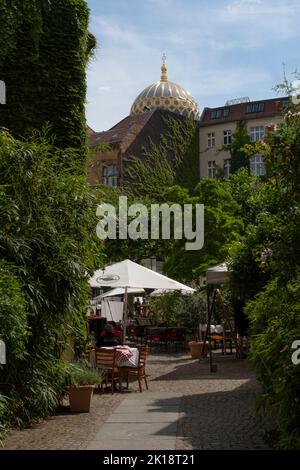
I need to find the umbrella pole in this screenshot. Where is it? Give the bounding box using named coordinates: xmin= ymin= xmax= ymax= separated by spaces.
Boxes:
xmin=122 ymin=286 xmax=128 ymax=344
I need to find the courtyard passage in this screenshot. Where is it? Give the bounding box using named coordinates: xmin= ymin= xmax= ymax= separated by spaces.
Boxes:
xmin=4 ymin=352 xmax=269 ymax=450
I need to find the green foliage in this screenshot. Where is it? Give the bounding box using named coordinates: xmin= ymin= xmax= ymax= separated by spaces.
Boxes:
xmin=149 ymin=290 xmax=207 ymax=337
xmin=246 ymin=278 xmax=300 ymax=449
xmin=0 ymin=131 xmax=103 ymax=431
xmin=97 ymin=176 xmax=243 ymax=284
xmin=0 ymin=0 xmax=93 ymax=166
xmin=125 ymin=116 xmax=199 ymax=198
xmin=228 ymin=89 xmax=300 ymax=448
xmin=0 ymin=261 xmax=29 ymax=363
xmin=125 ymin=139 xmax=175 ymax=200
xmin=8 ymin=358 xmax=70 ymax=426
xmin=0 ymin=393 xmax=11 ymax=444
xmin=223 ymin=120 xmax=250 ymax=173
xmin=163 ymin=179 xmax=243 ymax=282
xmin=224 ymin=168 xmax=259 ymax=225
xmin=65 ymin=361 xmax=102 ymax=386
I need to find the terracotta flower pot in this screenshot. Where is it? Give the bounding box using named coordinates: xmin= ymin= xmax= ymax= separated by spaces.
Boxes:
xmin=69 ymin=385 xmax=95 ymax=413
xmin=188 ymin=341 xmax=208 ymax=359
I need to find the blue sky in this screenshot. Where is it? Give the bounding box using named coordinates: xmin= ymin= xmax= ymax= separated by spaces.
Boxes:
xmin=86 ymin=0 xmax=300 ymax=131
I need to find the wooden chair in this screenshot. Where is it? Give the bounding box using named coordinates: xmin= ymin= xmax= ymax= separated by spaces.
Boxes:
xmin=94 ymin=347 xmax=120 ymax=394
xmin=120 ymin=345 xmax=149 ymax=393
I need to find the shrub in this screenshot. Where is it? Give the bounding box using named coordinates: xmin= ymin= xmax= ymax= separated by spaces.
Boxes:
xmin=0 ymin=131 xmax=103 ymax=430
xmin=246 ymin=277 xmax=300 ymax=449
xmin=149 ymin=290 xmax=207 ymax=338
xmin=66 ymin=362 xmax=102 ymax=387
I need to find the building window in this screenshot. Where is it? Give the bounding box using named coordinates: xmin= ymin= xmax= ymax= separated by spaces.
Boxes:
xmin=224 ymin=159 xmax=231 ymax=178
xmin=246 ymin=102 xmax=265 ymax=113
xmin=103 ymin=164 xmax=118 ymax=186
xmin=211 ymin=109 xmax=222 ymax=119
xmin=208 ymin=160 xmax=216 ymax=178
xmin=207 ymin=132 xmax=215 ymax=148
xmin=223 ymin=108 xmax=229 ymax=117
xmin=281 ymin=100 xmax=291 ymax=110
xmin=250 ymin=126 xmax=264 ymax=142
xmin=223 ymin=130 xmax=232 ymax=145
xmin=250 ymin=155 xmax=265 ymax=176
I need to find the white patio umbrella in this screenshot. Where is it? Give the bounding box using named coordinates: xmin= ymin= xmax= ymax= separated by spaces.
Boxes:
xmin=150 ymin=288 xmax=194 ymax=296
xmin=206 ymin=263 xmax=229 ymax=285
xmin=89 ymin=259 xmax=195 ymax=342
xmin=92 ymin=287 xmax=145 ymax=303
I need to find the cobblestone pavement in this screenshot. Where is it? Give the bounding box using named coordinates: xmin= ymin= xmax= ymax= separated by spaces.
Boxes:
xmin=3 ymin=350 xmax=269 ymax=450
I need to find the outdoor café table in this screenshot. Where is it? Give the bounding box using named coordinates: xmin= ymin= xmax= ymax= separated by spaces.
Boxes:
xmin=89 ymin=346 xmax=139 ymax=368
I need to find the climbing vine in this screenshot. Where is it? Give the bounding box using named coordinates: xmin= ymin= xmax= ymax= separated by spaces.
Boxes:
xmin=125 ymin=115 xmax=199 ymax=198
xmin=223 ymin=120 xmax=250 ymax=174
xmin=0 ymin=0 xmax=94 ymax=168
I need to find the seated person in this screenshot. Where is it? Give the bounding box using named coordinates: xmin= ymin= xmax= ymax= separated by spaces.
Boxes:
xmin=97 ymin=323 xmax=121 ymax=347
xmin=108 ymin=321 xmax=122 ymax=339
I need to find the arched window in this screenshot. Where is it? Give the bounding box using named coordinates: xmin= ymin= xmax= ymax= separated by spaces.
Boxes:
xmin=103 ymin=165 xmax=118 ymax=186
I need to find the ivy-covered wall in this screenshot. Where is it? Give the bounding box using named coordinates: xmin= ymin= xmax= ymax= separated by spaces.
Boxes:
xmin=176 ymin=123 xmax=199 ymax=190
xmin=0 ymin=0 xmax=93 ymax=166
xmin=124 ymin=110 xmax=200 ymax=197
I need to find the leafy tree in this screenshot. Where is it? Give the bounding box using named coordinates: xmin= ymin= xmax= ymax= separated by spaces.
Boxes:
xmin=163 ymin=179 xmax=243 ymax=282
xmin=228 ymin=84 xmax=300 ymax=448
xmin=149 ymin=289 xmax=207 ymax=338
xmin=246 ymin=278 xmax=300 ymax=450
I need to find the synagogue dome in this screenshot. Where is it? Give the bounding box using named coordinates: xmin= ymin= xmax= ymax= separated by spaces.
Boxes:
xmin=130 ymin=57 xmax=200 ymax=121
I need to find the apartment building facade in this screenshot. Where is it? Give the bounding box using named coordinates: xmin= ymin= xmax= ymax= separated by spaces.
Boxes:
xmin=199 ymin=97 xmax=288 ymax=179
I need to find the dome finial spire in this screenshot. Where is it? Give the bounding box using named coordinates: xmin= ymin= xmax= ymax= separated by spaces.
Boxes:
xmin=160 ymin=53 xmax=167 ymax=82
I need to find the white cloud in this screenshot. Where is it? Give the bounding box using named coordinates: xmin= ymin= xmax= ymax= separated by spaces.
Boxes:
xmin=86 ymin=1 xmax=300 ymax=130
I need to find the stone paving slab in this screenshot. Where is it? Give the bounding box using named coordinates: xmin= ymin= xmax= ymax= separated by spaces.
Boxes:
xmin=107 ymin=412 xmax=180 ymax=423
xmin=123 ymin=393 xmax=182 ymax=404
xmin=112 ymin=404 xmax=180 ymax=413
xmin=86 ymin=438 xmax=175 ymax=450
xmin=91 ymin=392 xmax=182 ymax=450
xmin=92 ymin=422 xmax=178 ymax=441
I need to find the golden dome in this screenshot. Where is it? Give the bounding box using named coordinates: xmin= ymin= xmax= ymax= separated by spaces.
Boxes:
xmin=130 ymin=57 xmax=200 ymax=121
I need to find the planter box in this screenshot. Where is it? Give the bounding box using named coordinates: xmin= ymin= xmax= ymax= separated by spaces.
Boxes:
xmin=188 ymin=341 xmax=208 ymax=359
xmin=69 ymin=385 xmax=95 ymax=413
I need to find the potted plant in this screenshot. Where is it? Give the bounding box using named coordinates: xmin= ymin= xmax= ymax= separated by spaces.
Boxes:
xmin=66 ymin=362 xmax=102 ymax=413
xmin=188 ymin=338 xmax=209 ymax=358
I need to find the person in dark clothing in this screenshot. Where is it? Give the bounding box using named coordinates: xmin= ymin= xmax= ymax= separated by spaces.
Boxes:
xmin=96 ymin=323 xmax=121 ymax=347
xmin=233 ymin=296 xmax=249 ymax=357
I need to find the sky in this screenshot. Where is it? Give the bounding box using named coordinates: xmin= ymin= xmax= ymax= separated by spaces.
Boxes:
xmin=86 ymin=0 xmax=300 ymax=132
